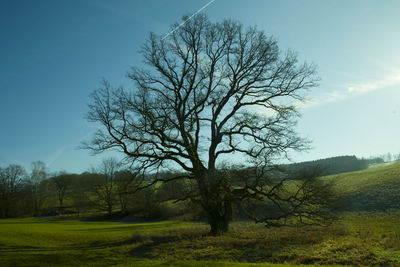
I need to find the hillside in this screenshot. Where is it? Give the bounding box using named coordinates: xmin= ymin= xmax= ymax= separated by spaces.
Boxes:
xmin=285 ymin=155 xmax=372 ymax=178
xmin=323 ymin=162 xmax=400 ymax=211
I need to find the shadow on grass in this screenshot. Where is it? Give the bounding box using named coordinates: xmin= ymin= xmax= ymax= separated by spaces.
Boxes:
xmin=0 ymin=250 xmax=123 ymax=267
xmin=125 ymin=223 xmax=399 ymax=266
xmin=70 ymin=223 xmax=172 ymax=233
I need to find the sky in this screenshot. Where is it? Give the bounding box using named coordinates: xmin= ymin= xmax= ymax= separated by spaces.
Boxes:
xmin=1 ymin=0 xmax=400 ymax=174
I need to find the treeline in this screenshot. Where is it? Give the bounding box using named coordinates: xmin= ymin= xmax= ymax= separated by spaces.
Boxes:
xmin=284 ymin=155 xmax=384 ymax=178
xmin=0 ymin=155 xmax=396 ymax=219
xmin=0 ymin=160 xmax=199 ymax=219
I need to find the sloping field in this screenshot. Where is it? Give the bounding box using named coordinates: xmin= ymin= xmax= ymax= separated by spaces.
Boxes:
xmin=322 ymin=162 xmax=400 ymax=211
xmin=326 ymin=162 xmax=400 ymax=194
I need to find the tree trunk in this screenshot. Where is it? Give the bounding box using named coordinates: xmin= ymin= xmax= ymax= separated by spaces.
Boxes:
xmin=107 ymin=203 xmax=112 ymax=216
xmin=204 ymin=197 xmax=233 ymax=235
xmin=196 ymin=169 xmax=233 ymax=235
xmin=119 ymin=194 xmax=126 ymax=213
xmin=58 ymin=190 xmax=64 ymax=210
xmin=33 ymin=198 xmax=39 ymax=216
xmin=208 ymin=209 xmax=231 ymax=235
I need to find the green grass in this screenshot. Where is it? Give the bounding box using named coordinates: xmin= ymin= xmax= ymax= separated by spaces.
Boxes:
xmin=2 ymin=163 xmax=400 ymax=266
xmin=0 ymin=218 xmax=196 ymax=266
xmin=321 ymin=162 xmax=400 ymax=211
xmin=0 ymin=217 xmax=315 ymax=266
xmin=324 ymin=161 xmax=400 ymax=195
xmin=1 ymin=214 xmax=400 ymax=266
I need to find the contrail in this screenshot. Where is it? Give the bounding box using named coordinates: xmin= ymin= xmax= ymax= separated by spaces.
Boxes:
xmin=46 ymin=147 xmax=65 ymax=169
xmin=161 ymin=0 xmax=216 ymax=41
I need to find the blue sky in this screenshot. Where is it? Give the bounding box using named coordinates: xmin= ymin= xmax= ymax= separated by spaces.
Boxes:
xmin=1 ymin=0 xmax=399 ymax=173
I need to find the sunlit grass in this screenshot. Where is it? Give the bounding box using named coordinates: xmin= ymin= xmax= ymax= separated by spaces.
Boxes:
xmin=324 ymin=162 xmax=400 ymax=195
xmin=2 ymin=164 xmax=400 ymax=266
xmin=1 ymin=213 xmax=400 ymax=266
xmin=0 ymin=217 xmax=193 ymax=248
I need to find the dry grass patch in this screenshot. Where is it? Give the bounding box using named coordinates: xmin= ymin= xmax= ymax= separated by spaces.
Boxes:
xmin=127 ymin=217 xmax=400 ymax=266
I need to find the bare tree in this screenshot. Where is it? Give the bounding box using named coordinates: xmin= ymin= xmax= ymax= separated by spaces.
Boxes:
xmin=29 ymin=161 xmax=47 ymax=215
xmin=92 ymin=158 xmax=121 ymax=216
xmin=115 ymin=170 xmax=140 ymax=213
xmin=84 ymin=15 xmax=331 ymax=234
xmin=91 ymin=159 xmax=143 ymax=215
xmin=51 ymin=172 xmax=72 ymax=214
xmin=0 ymin=165 xmax=26 ymax=217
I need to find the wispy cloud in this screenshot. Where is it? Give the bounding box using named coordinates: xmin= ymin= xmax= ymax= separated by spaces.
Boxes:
xmin=300 ymin=69 xmax=400 ymax=109
xmin=162 ymin=0 xmax=216 ymax=40
xmin=46 ymin=148 xmax=65 ymax=169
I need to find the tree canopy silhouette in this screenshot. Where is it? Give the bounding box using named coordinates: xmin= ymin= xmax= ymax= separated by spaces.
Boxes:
xmin=84 ymin=14 xmax=333 ymax=235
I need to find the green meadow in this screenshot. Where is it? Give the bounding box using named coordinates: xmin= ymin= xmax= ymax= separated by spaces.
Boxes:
xmin=325 ymin=162 xmax=400 ymax=211
xmin=0 ymin=217 xmax=310 ymax=266
xmin=1 ymin=213 xmax=400 ymax=266
xmin=2 ymin=163 xmax=400 ymax=266
xmin=326 ymin=162 xmax=400 ymax=195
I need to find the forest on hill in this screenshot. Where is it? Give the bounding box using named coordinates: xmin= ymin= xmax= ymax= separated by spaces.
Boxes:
xmin=284 ymin=155 xmax=384 ymax=178
xmin=0 ymin=155 xmax=396 ymax=220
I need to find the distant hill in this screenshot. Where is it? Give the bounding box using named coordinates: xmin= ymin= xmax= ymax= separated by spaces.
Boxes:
xmin=284 ymin=155 xmax=380 ymax=178
xmin=322 ymin=162 xmax=400 ymax=211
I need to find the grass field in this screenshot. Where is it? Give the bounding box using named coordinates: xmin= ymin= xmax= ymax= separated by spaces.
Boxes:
xmin=0 ymin=216 xmax=319 ymax=267
xmin=2 ymin=163 xmax=400 ymax=266
xmin=325 ymin=162 xmax=400 ymax=195
xmin=323 ymin=162 xmax=400 ymax=211
xmin=1 ymin=213 xmax=400 ymax=266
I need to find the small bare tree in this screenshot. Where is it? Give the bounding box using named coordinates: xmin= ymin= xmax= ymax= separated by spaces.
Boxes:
xmin=115 ymin=170 xmax=140 ymax=213
xmin=51 ymin=172 xmax=72 ymax=214
xmin=29 ymin=161 xmax=47 ymax=216
xmin=84 ymin=15 xmax=332 ymax=234
xmin=91 ymin=158 xmax=120 ymax=216
xmin=0 ymin=164 xmax=26 ymax=217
